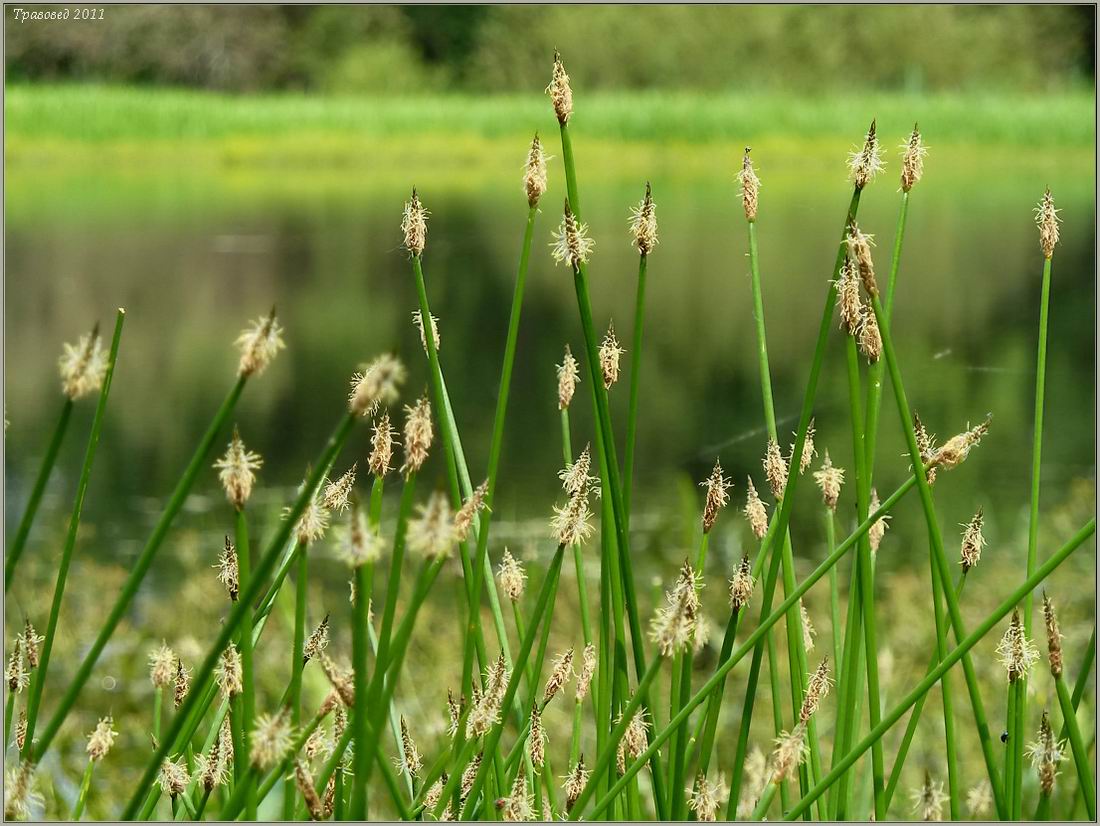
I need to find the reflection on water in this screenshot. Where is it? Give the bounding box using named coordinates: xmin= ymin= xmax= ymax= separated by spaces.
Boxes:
xmin=4 ymin=139 xmax=1095 ymax=575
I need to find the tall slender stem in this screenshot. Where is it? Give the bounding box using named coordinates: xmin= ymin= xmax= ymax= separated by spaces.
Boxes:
xmin=285 ymin=538 xmax=309 ymax=819
xmin=623 ymin=251 xmax=648 ymax=520
xmin=234 ymin=508 xmax=257 ymax=819
xmin=1056 ymin=669 xmax=1096 ymax=818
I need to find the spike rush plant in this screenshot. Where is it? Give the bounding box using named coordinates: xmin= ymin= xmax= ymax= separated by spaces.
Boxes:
xmin=2 ymin=52 xmax=1094 ymax=824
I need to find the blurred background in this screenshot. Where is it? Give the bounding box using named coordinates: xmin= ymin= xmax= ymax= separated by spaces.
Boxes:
xmin=4 ymin=5 xmax=1096 ymax=818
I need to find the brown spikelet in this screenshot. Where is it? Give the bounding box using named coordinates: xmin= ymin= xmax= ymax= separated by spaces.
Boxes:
xmin=598 ymin=322 xmax=625 ymax=390
xmin=931 ymin=415 xmax=990 ymax=471
xmin=738 ymin=148 xmax=761 ymax=221
xmin=700 ymin=460 xmax=733 ymax=534
xmin=543 ymin=648 xmax=575 ymax=704
xmin=996 ymin=609 xmax=1040 ymax=682
xmin=848 ymin=119 xmax=884 ymax=190
xmin=400 ymin=716 xmax=422 ymax=777
xmin=551 ymin=201 xmax=594 ymax=269
xmin=216 ymin=536 xmax=239 ymax=602
xmin=846 ymin=224 xmax=878 ymax=297
xmin=368 ymin=412 xmax=395 ymax=478
xmin=1042 ymin=593 xmax=1063 ymax=677
xmin=960 ymin=509 xmax=985 ymax=571
xmin=858 ymin=304 xmax=882 ymax=363
xmin=557 ymin=344 xmax=580 ymax=410
xmin=868 ymin=488 xmax=890 ymax=553
xmin=214 ymin=427 xmax=262 ymax=510
xmin=15 ymin=710 xmax=27 ymax=751
xmin=1026 ymin=711 xmax=1066 ymax=796
xmin=763 ymin=439 xmax=788 ymax=500
xmin=563 ymin=757 xmax=590 ymax=812
xmin=524 ymin=133 xmax=549 ymax=207
xmin=729 ymin=555 xmax=755 ymax=610
xmin=900 ymin=125 xmax=926 ymax=192
xmin=836 ymin=256 xmax=864 ymax=336
xmin=21 ymin=621 xmax=42 ymax=670
xmin=546 ymin=51 xmax=573 ymax=125
xmin=799 ymin=658 xmax=832 ymax=723
xmin=1036 ymin=188 xmax=1060 ymax=259
xmin=453 ymin=480 xmax=490 ymax=543
xmin=743 ymin=477 xmax=768 ymax=539
xmin=529 ymin=702 xmax=547 ymax=770
xmin=401 ymin=394 xmax=433 ymax=477
xmin=319 ymin=655 xmax=356 ymax=708
xmin=173 ymin=658 xmax=190 ymax=709
xmin=295 ymin=760 xmax=325 ymax=820
xmin=497 ymin=549 xmax=527 ymax=602
xmin=813 ymin=450 xmax=845 ymax=511
xmin=629 ymin=182 xmax=658 ymax=255
xmin=912 ymin=412 xmax=939 ymax=484
xmin=303 ymin=614 xmax=330 ymax=664
xmin=401 ymin=188 xmax=428 ymax=256
xmin=235 ymin=308 xmax=285 ymax=379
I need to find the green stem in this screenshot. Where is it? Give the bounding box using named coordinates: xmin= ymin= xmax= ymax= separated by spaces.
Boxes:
xmin=5 ymin=398 xmax=73 ymax=589
xmin=23 ymin=309 xmax=125 ymax=755
xmin=72 ymin=759 xmax=95 ymax=819
xmin=152 ymin=687 xmax=162 ymax=745
xmin=1056 ymin=670 xmax=1095 ymax=818
xmin=751 ymin=779 xmax=780 ymax=820
xmin=1025 ymin=256 xmax=1053 ymax=637
xmin=826 ymin=512 xmax=842 ymax=671
xmin=5 ymin=691 xmax=15 ymax=748
xmin=929 ymin=543 xmax=961 ymax=819
xmin=234 ymin=508 xmax=256 ymax=819
xmin=623 ymin=250 xmax=648 ymax=519
xmin=285 ymin=538 xmax=309 ymax=819
xmin=781 ymin=519 xmax=1097 ymax=820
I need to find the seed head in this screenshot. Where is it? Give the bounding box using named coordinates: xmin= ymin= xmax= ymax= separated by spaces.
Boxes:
xmin=215 ymin=645 xmax=243 ymax=698
xmin=319 ymin=655 xmax=356 ymax=708
xmin=617 ymin=707 xmax=650 ymax=775
xmin=846 ymin=224 xmax=878 ymax=297
xmin=771 ymin=722 xmax=809 ymax=783
xmin=173 ymin=658 xmax=191 ymax=708
xmin=1036 ymin=188 xmax=1060 ymax=259
xmin=799 ymin=658 xmax=832 ymax=722
xmin=214 ymin=427 xmax=262 ymax=510
xmin=556 ymin=344 xmax=581 ymax=410
xmin=559 ymin=444 xmax=597 ymax=497
xmin=598 ymin=322 xmax=625 ymax=390
xmin=197 ymin=733 xmax=230 ymax=792
xmin=235 ymin=308 xmax=285 ymax=378
xmin=294 ymin=759 xmax=325 ymax=820
xmin=349 ymin=354 xmax=406 ymax=417
xmin=800 ymin=600 xmax=816 ymax=652
xmin=529 ymin=702 xmax=547 ymax=769
xmin=1042 ymin=593 xmax=1064 ymax=677
xmin=546 ymin=52 xmax=573 ymax=125
xmin=4 ymin=761 xmax=41 ymax=820
xmin=738 ymin=148 xmax=761 ymax=221
xmin=6 ymin=638 xmax=27 ymax=694
xmin=251 ymin=709 xmax=294 ymax=770
xmin=737 ymin=747 xmax=768 ymax=818
xmin=835 ymin=255 xmax=864 ymax=336
xmin=21 ymin=621 xmax=42 ymax=670
xmin=996 ymin=609 xmax=1040 ymax=682
xmin=401 ymin=188 xmax=429 ymax=256
xmin=1026 ymin=711 xmax=1066 ymax=795
xmin=729 ymin=555 xmax=756 ymax=610
xmin=629 ymin=182 xmax=659 ymax=255
xmin=413 ymin=309 xmax=441 ymax=354
xmin=857 ymin=304 xmax=882 ymax=362
xmin=563 ymin=758 xmax=590 ymax=812
xmin=576 ymin=643 xmax=597 ymax=701
xmin=813 ymin=451 xmax=845 ymax=511
xmin=424 ymin=775 xmax=447 ymax=815
xmin=322 ymin=464 xmax=356 ymax=513
xmin=791 ymin=418 xmax=817 ymax=474
xmin=14 ymin=710 xmax=26 ymax=751
xmin=339 ymin=502 xmax=383 ymax=568
xmin=551 ymin=476 xmax=597 ymax=548
xmin=910 ymin=771 xmax=947 ymax=821
xmin=85 ymin=716 xmax=118 ymax=761
xmin=497 ymin=549 xmax=527 ymax=602
xmin=149 ymin=642 xmax=176 ymax=690
xmin=58 ymin=327 xmax=109 ymax=400
xmin=699 ymin=460 xmax=733 ymax=534
xmin=900 ymin=125 xmax=927 ymax=192
xmin=303 ymin=615 xmax=331 ymax=664
xmin=743 ymin=477 xmax=769 ymax=540
xmin=650 ymin=561 xmax=703 ymax=656
xmin=215 ymin=536 xmax=239 ymax=601
xmin=401 ymin=394 xmax=433 ymax=477
xmin=454 ymin=479 xmax=490 ymax=543
xmin=398 ymin=716 xmax=422 ymax=778
xmin=912 ymin=412 xmax=939 ymax=484
xmin=285 ymin=475 xmax=329 ymax=545
xmin=868 ymin=488 xmax=890 ymax=554
xmin=503 ymin=762 xmax=535 ymax=821
xmin=524 ymin=133 xmax=549 ymax=207
xmin=960 ymin=509 xmax=985 ymax=571
xmin=543 ymin=647 xmax=575 ymax=705
xmin=763 ymin=439 xmax=789 ymax=500
xmin=931 ymin=415 xmax=990 ymax=471
xmin=848 ymin=119 xmax=884 ymax=190
xmin=408 ymin=491 xmax=458 ymax=560
xmin=688 ymin=772 xmax=728 ymax=822
xmin=158 ymin=756 xmax=190 ymax=798
xmin=467 ymin=655 xmax=508 ymax=737
xmin=551 ymin=202 xmax=594 ymax=269
xmin=966 ymin=780 xmax=993 ymax=817
xmin=460 ymin=753 xmax=483 ymax=805
xmin=368 ymin=412 xmax=396 ymax=478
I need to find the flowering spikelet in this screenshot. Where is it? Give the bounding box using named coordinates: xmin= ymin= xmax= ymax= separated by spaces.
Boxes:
xmin=399 ymin=716 xmax=422 ymax=777
xmin=149 ymin=642 xmax=175 ymax=690
xmin=835 ymin=255 xmax=864 ymax=336
xmin=618 ymin=708 xmax=650 ymax=775
xmin=197 ymin=733 xmax=229 ymax=792
xmin=791 ymin=418 xmax=817 ymax=474
xmin=216 ymin=536 xmax=239 ymax=601
xmin=459 ymin=752 xmax=483 ymax=803
xmin=551 ymin=202 xmax=594 ymax=269
xmin=4 ymin=761 xmax=41 ymax=820
xmin=576 ymin=643 xmax=597 ymax=701
xmin=799 ymin=658 xmax=832 ymax=722
xmin=408 ymin=491 xmax=457 ymax=560
xmin=369 ymin=412 xmax=395 ymax=478
xmin=858 ymin=304 xmax=882 ymax=362
xmin=912 ymin=412 xmax=939 ymax=484
xmin=401 ymin=395 xmax=433 ymax=477
xmin=900 ymin=125 xmax=927 ymax=192
xmin=158 ymin=756 xmax=190 ymax=798
xmin=966 ymin=780 xmax=993 ymax=817
xmin=742 ymin=477 xmax=769 ymax=540
xmin=1036 ymin=188 xmax=1060 ymax=259
xmin=996 ymin=609 xmax=1040 ymax=682
xmin=303 ymin=615 xmax=330 ymax=664
xmin=559 ymin=444 xmax=597 ymax=496
xmin=688 ymin=773 xmax=728 ymax=822
xmin=550 ymin=474 xmax=596 ymax=548
xmin=294 ymin=759 xmax=325 ymax=820
xmin=173 ymin=658 xmax=190 ymax=708
xmin=763 ymin=439 xmax=788 ymax=500
xmin=350 ymin=354 xmax=406 ymax=417
xmin=556 ymin=344 xmax=581 ymax=410
xmin=813 ymin=451 xmax=845 ymax=511
xmin=729 ymin=555 xmax=755 ymax=610
xmin=304 ymin=725 xmax=328 ymax=762
xmin=629 ymin=182 xmax=658 ymax=255
xmin=21 ymin=621 xmax=42 ymax=671
xmin=339 ymin=502 xmax=383 ymax=567
xmin=911 ymin=771 xmax=948 ymax=821
xmin=738 ymin=747 xmax=768 ymax=818
xmin=235 ymin=308 xmax=285 ymax=378
xmin=563 ymin=758 xmax=590 ymax=812
xmin=771 ymin=722 xmax=809 ymax=783
xmin=251 ymin=709 xmax=294 ymax=770
xmin=800 ymin=600 xmax=816 ymax=652
xmin=424 ymin=774 xmax=447 ymax=815
xmin=14 ymin=710 xmax=26 ymax=750
xmin=546 ymin=52 xmax=573 ymax=125
xmin=738 ymin=148 xmax=761 ymax=221
xmin=454 ymin=480 xmax=490 ymax=543
xmin=446 ymin=689 xmax=462 ymax=738
xmin=930 ymin=416 xmax=991 ymax=472
xmin=1042 ymin=593 xmax=1064 ymax=677
xmin=6 ymin=638 xmax=27 ymax=693
xmin=319 ymin=655 xmax=356 ymax=708
xmin=497 ymin=549 xmax=527 ymax=602
xmin=467 ymin=654 xmax=508 ymax=738
xmin=868 ymin=488 xmax=890 ymax=553
xmin=215 ymin=645 xmax=243 ymax=698
xmin=960 ymin=509 xmax=985 ymax=571
xmin=650 ymin=561 xmax=703 ymax=656
xmin=524 ymin=133 xmax=549 ymax=207
xmin=846 ymin=224 xmax=878 ymax=297
xmin=322 ymin=464 xmax=356 ymax=513
xmin=699 ymin=459 xmax=733 ymax=534
xmin=529 ymin=702 xmax=547 ymax=769
xmin=401 ymin=188 xmax=428 ymax=256
xmin=58 ymin=327 xmax=109 ymax=400
xmin=85 ymin=716 xmax=118 ymax=761
xmin=598 ymin=322 xmax=625 ymax=390
xmin=286 ymin=476 xmax=329 ymax=545
xmin=543 ymin=648 xmax=575 ymax=705
xmin=214 ymin=427 xmax=262 ymax=510
xmin=848 ymin=119 xmax=884 ymax=190
xmin=504 ymin=762 xmax=535 ymax=821
xmin=1026 ymin=711 xmax=1066 ymax=795
xmin=413 ymin=309 xmax=441 ymax=354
